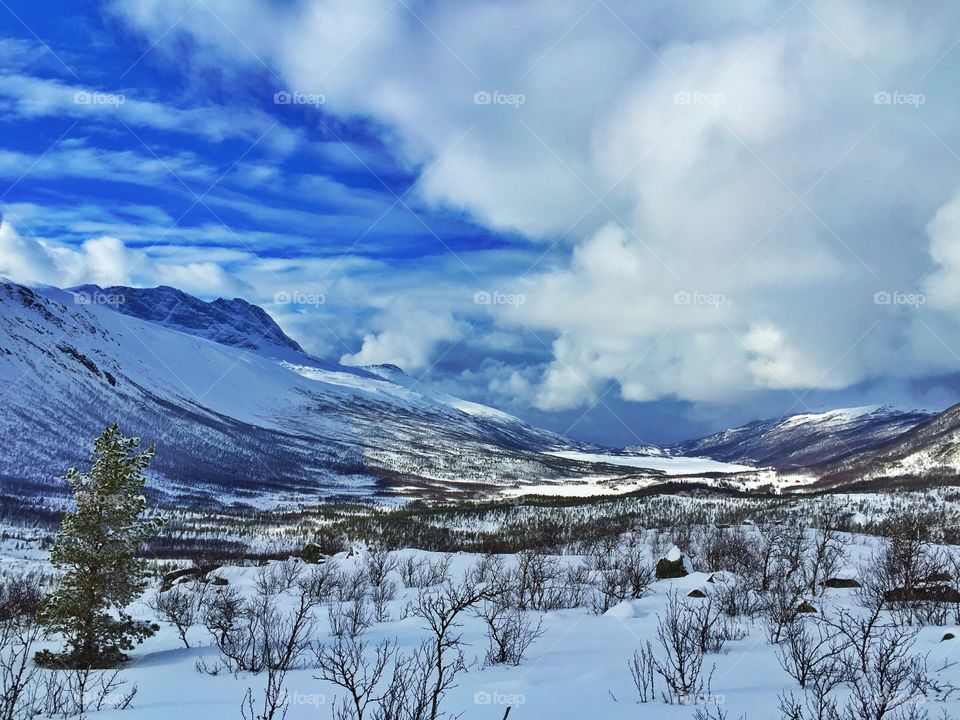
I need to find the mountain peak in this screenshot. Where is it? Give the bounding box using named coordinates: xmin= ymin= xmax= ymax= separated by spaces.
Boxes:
xmin=69 ymin=284 xmax=303 ymax=353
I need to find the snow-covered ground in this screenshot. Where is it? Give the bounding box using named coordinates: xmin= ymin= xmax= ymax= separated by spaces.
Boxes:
xmin=544 ymin=450 xmax=755 ymax=475
xmin=3 ymin=528 xmax=958 ymax=720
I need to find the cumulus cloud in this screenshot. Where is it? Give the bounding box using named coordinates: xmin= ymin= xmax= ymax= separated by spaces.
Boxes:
xmin=72 ymin=1 xmax=960 ymax=408
xmin=340 ymin=303 xmax=463 ymax=372
xmin=0 ymin=219 xmax=245 ymax=296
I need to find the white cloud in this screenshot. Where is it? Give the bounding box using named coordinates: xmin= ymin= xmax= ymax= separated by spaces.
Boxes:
xmin=74 ymin=1 xmax=960 ymax=406
xmin=340 ymin=303 xmax=463 ymax=372
xmin=0 ymin=219 xmax=244 ymax=296
xmin=923 ymin=189 xmax=960 ymax=314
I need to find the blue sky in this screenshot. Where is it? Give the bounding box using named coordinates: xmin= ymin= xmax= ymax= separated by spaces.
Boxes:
xmin=3 ymin=1 xmax=960 ymax=446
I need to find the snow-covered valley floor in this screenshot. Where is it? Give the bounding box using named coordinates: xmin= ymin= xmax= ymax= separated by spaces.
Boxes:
xmin=3 ymin=524 xmax=958 ymax=720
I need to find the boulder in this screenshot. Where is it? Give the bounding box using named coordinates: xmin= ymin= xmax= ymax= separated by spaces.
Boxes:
xmin=655 ymin=546 xmax=691 ymax=580
xmin=796 ymin=601 xmax=818 ymax=614
xmin=687 ymin=589 xmax=707 ymax=598
xmin=159 ymin=563 xmax=220 ymax=592
xmin=300 ymin=542 xmax=326 ymax=564
xmin=824 ymin=577 xmax=861 ymax=589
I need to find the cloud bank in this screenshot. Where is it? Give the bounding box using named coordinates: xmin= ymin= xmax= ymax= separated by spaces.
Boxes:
xmin=101 ymin=0 xmax=960 ymax=413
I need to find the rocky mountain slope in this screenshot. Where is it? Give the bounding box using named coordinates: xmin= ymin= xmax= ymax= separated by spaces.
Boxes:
xmin=670 ymin=406 xmax=933 ymax=469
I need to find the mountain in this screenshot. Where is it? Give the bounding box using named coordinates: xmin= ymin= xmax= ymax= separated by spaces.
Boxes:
xmin=670 ymin=406 xmax=934 ymax=469
xmin=1 ymin=280 xmax=623 ymax=517
xmin=69 ymin=284 xmax=304 ymax=353
xmin=809 ymin=402 xmax=960 ymax=486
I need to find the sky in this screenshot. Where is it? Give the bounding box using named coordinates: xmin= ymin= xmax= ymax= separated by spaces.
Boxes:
xmin=2 ymin=0 xmax=960 ymax=447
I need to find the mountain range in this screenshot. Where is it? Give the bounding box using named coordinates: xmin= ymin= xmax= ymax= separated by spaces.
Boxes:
xmin=1 ymin=279 xmax=957 ymax=516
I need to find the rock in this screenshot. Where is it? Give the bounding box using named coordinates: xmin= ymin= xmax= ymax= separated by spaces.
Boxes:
xmin=942 ymin=633 xmax=955 ymax=642
xmin=656 ymin=557 xmax=688 ymax=580
xmin=796 ymin=601 xmax=818 ymax=614
xmin=656 ymin=546 xmax=691 ymax=580
xmin=199 ymin=575 xmax=228 ymax=586
xmin=159 ymin=563 xmax=220 ymax=592
xmin=925 ymin=570 xmax=952 ymax=583
xmin=824 ymin=577 xmax=861 ymax=589
xmin=687 ymin=589 xmax=707 ymax=598
xmin=300 ymin=542 xmax=326 ymax=564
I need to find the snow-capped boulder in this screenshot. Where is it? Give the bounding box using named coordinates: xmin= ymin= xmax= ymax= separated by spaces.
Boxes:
xmin=655 ymin=546 xmax=692 ymax=579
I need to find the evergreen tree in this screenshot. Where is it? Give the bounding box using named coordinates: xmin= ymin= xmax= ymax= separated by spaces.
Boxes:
xmin=36 ymin=424 xmax=163 ymax=668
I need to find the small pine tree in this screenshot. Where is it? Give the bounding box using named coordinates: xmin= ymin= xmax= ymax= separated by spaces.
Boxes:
xmin=36 ymin=424 xmax=164 ymax=668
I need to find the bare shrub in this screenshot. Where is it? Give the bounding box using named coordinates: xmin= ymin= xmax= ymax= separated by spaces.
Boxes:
xmin=329 ymin=595 xmax=373 ymax=639
xmin=0 ymin=574 xmax=44 ymax=720
xmin=775 ymin=618 xmax=848 ymax=691
xmin=338 ymin=568 xmax=370 ymax=603
xmin=364 ymin=545 xmax=398 ymax=588
xmin=879 ymin=513 xmax=951 ymax=626
xmin=399 ymin=556 xmax=428 ymax=588
xmin=714 ymin=575 xmax=764 ymax=619
xmin=302 ymin=561 xmax=345 ymax=605
xmin=38 ymin=666 xmax=137 ymax=718
xmin=314 ymin=636 xmax=397 ymax=720
xmin=807 ymin=504 xmax=848 ymax=596
xmin=687 ymin=594 xmax=746 ymax=654
xmin=650 ymin=591 xmax=714 ymax=703
xmin=586 ymin=536 xmax=655 ymax=614
xmin=410 ymin=577 xmax=492 ymax=719
xmin=628 ymin=642 xmax=657 ymax=703
xmin=200 ymin=564 xmax=320 ymax=675
xmin=692 ymin=525 xmax=761 ymax=577
xmin=476 ymin=596 xmax=544 ymax=666
xmin=761 ymin=573 xmax=811 ymax=644
xmin=148 ymin=583 xmax=205 ymax=648
xmin=412 ymin=556 xmax=452 ymax=589
xmin=201 ymin=585 xmax=244 ymax=648
xmin=841 ymin=625 xmax=930 ymax=720
xmin=370 ymin=581 xmax=397 ymax=624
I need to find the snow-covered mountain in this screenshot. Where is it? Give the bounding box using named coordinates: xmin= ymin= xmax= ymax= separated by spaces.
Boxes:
xmin=5 ymin=277 xmax=955 ymax=514
xmin=810 ymin=401 xmax=960 ymax=486
xmin=70 ymin=284 xmax=304 ymax=353
xmin=670 ymin=406 xmax=934 ymax=469
xmin=2 ymin=280 xmax=626 ymax=513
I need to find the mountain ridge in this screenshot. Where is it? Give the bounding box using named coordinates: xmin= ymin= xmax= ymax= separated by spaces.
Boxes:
xmin=69 ymin=284 xmax=304 ymax=354
xmin=668 ymin=405 xmax=935 ymax=469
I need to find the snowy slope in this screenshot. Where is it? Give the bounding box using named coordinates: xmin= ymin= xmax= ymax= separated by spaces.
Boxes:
xmin=70 ymin=284 xmax=305 ymax=353
xmin=0 ymin=280 xmax=613 ymax=510
xmin=671 ymin=405 xmax=933 ymax=469
xmin=811 ymin=401 xmax=960 ymax=485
